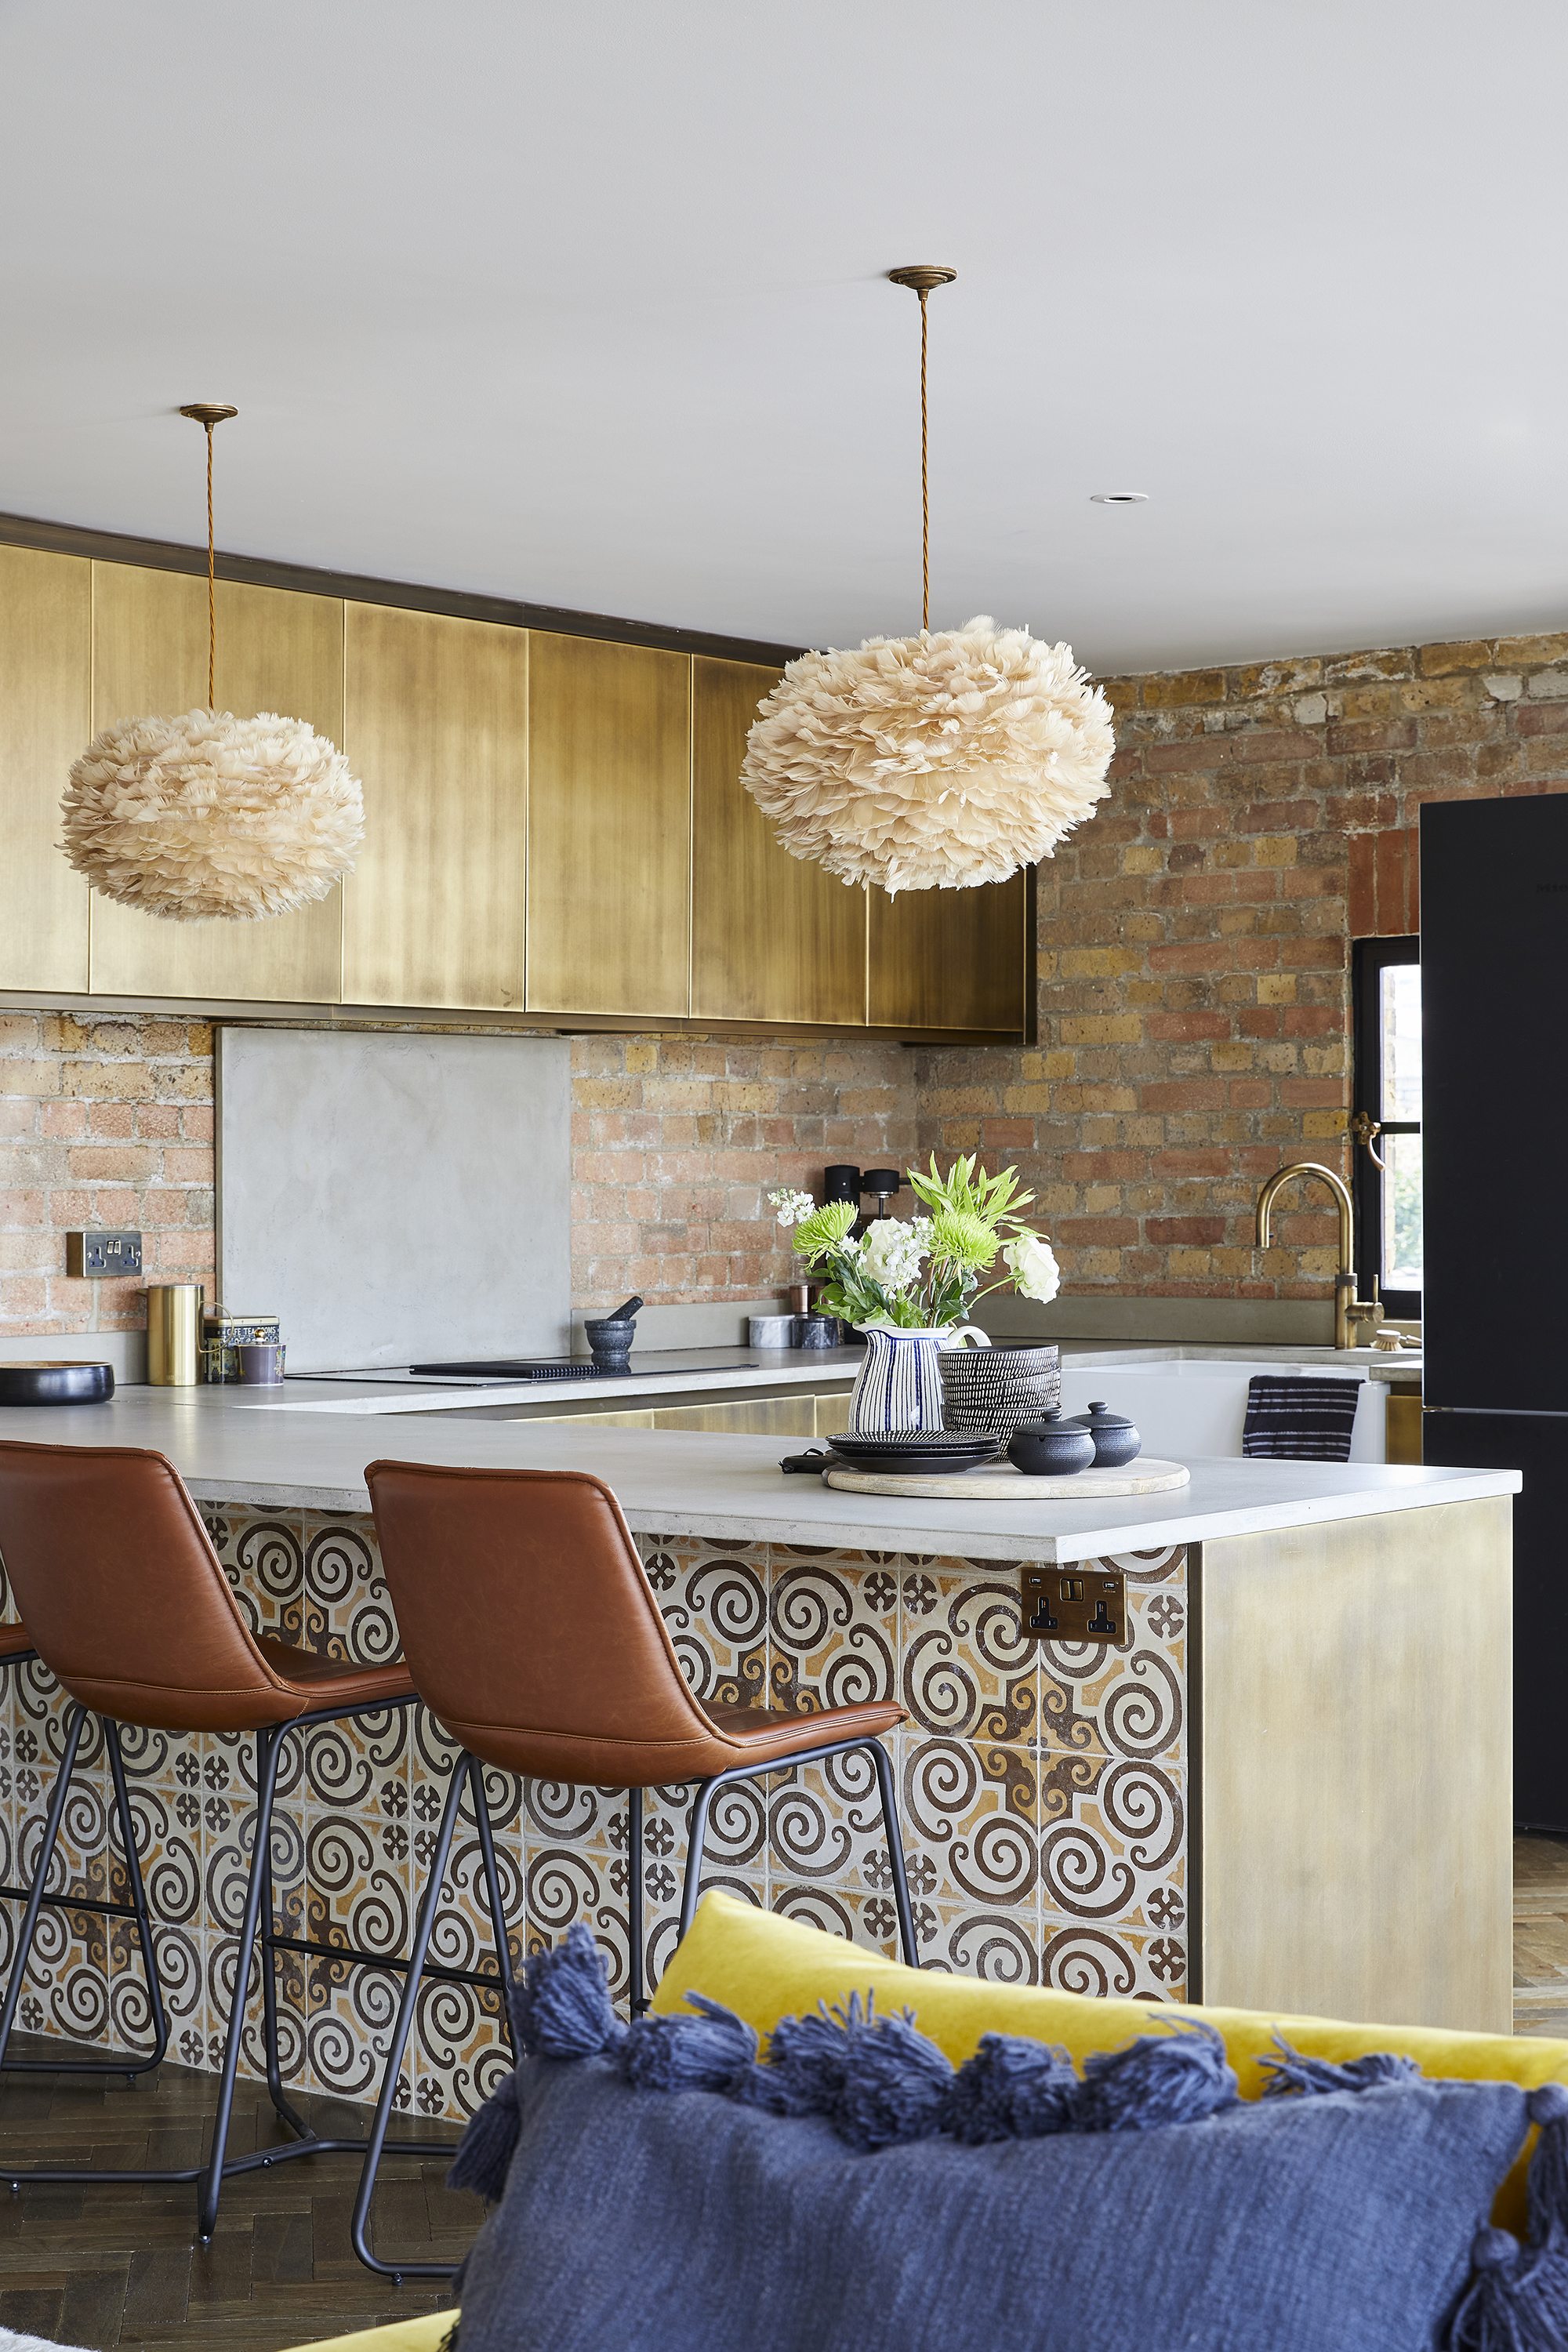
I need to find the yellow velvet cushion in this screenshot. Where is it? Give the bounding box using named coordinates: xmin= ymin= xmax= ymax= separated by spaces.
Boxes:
xmin=653 ymin=1891 xmax=1568 ymax=2234
xmin=280 ymin=2311 xmax=455 ymax=2352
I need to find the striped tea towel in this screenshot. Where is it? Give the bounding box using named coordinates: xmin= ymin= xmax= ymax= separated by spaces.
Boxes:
xmin=1242 ymin=1376 xmax=1363 ymax=1462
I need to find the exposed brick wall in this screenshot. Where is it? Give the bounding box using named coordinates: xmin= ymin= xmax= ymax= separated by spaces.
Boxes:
xmin=568 ymin=1034 xmax=913 ymax=1305
xmin=0 ymin=1014 xmax=214 ymax=1334
xmin=915 ymin=630 xmax=1568 ymax=1300
xmin=0 ymin=1016 xmax=913 ymax=1335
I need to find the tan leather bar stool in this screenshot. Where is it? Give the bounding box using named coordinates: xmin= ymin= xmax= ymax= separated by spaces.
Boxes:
xmin=0 ymin=1619 xmax=172 ymax=2085
xmin=0 ymin=1440 xmax=511 ymax=2238
xmin=350 ymin=1459 xmax=917 ymax=2280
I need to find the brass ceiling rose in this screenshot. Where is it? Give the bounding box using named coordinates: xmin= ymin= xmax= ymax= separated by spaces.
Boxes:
xmin=886 ymin=266 xmax=957 ymax=296
xmin=59 ymin=403 xmax=365 ymax=923
xmin=738 ymin=263 xmax=1116 ymax=895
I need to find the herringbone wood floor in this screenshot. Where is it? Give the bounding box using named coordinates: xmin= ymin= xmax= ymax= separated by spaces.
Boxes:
xmin=0 ymin=2035 xmax=464 ymax=2352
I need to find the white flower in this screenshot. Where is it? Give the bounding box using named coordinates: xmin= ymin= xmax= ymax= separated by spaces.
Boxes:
xmin=857 ymin=1218 xmax=927 ymax=1298
xmin=1004 ymin=1232 xmax=1059 ymax=1305
xmin=768 ymin=1188 xmax=818 ymax=1230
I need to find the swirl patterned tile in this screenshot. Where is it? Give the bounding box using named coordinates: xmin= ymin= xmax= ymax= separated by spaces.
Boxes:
xmin=898 ymin=1562 xmax=1037 ymax=1748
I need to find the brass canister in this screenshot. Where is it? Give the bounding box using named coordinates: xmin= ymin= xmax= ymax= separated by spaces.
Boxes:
xmin=146 ymin=1284 xmax=204 ymax=1386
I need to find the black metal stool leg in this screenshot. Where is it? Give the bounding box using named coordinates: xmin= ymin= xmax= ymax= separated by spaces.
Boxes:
xmin=350 ymin=1745 xmax=469 ymax=2281
xmin=867 ymin=1737 xmax=919 ymax=1968
xmin=627 ymin=1786 xmax=645 ymax=2016
xmin=677 ymin=1775 xmax=719 ymax=1947
xmin=468 ymin=1756 xmax=516 ymax=2060
xmin=256 ymin=1730 xmax=313 ymax=2140
xmin=103 ymin=1719 xmax=169 ymax=2074
xmin=196 ymin=1721 xmax=289 ymax=2238
xmin=0 ymin=1702 xmax=86 ymax=2072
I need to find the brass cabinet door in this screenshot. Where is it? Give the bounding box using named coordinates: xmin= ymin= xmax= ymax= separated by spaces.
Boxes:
xmin=652 ymin=1396 xmax=818 ymax=1436
xmin=690 ymin=657 xmax=867 ymax=1025
xmin=87 ymin=567 xmax=345 ymax=1003
xmin=0 ymin=545 xmax=90 ymax=991
xmin=526 ymin=633 xmax=690 ymax=1018
xmin=867 ymin=869 xmax=1030 ymax=1033
xmin=342 ymin=604 xmax=528 ymax=1010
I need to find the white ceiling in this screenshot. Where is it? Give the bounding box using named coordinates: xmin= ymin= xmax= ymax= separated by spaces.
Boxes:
xmin=3 ymin=0 xmax=1566 ymax=676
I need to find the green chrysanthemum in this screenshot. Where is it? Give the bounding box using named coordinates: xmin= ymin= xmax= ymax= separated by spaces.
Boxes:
xmin=791 ymin=1199 xmax=859 ymax=1259
xmin=927 ymin=1207 xmax=1000 ymax=1273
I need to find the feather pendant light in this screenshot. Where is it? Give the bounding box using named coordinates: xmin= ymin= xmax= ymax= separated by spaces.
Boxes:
xmin=60 ymin=405 xmax=365 ymax=922
xmin=742 ymin=269 xmax=1116 ymax=894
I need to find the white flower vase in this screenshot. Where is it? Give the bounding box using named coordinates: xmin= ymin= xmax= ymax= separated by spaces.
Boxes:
xmin=845 ymin=1321 xmax=991 ymax=1436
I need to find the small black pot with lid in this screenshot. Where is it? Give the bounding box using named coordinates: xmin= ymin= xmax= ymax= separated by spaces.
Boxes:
xmin=1065 ymin=1399 xmax=1142 ymax=1468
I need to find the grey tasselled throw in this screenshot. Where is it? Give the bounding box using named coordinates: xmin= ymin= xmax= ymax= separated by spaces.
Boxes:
xmin=441 ymin=1929 xmax=1554 ymax=2352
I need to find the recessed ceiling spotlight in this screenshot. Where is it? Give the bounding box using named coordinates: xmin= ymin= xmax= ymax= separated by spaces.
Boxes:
xmin=1090 ymin=491 xmax=1149 ymax=504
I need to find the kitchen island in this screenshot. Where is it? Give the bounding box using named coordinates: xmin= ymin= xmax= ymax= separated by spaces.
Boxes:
xmin=0 ymin=1385 xmax=1515 ymax=2132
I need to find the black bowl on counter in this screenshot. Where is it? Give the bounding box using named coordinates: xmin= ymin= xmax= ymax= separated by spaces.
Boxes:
xmin=1006 ymin=1414 xmax=1097 ymax=1477
xmin=0 ymin=1361 xmax=114 ymax=1407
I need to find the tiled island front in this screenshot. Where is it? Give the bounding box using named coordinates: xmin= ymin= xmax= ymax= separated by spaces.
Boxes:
xmin=0 ymin=1512 xmax=1187 ymax=2126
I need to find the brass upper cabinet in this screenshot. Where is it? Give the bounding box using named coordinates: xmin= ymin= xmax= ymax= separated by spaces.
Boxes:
xmin=868 ymin=868 xmax=1031 ymax=1034
xmin=88 ymin=566 xmax=345 ymax=1004
xmin=343 ymin=605 xmax=528 ymax=1010
xmin=0 ymin=545 xmax=91 ymax=992
xmin=526 ymin=633 xmax=690 ymax=1018
xmin=690 ymin=657 xmax=867 ymax=1025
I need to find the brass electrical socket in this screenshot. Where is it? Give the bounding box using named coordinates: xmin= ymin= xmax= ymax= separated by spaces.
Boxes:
xmin=1019 ymin=1565 xmax=1129 ymax=1648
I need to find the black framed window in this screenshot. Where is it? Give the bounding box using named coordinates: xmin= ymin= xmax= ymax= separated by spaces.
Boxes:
xmin=1351 ymin=935 xmax=1421 ymax=1318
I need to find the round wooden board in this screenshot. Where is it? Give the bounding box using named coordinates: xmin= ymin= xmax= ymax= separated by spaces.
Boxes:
xmin=823 ymin=1458 xmax=1190 ymax=1500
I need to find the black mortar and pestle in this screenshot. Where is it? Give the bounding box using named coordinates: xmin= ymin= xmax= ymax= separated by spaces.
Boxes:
xmin=584 ymin=1294 xmax=644 ymax=1374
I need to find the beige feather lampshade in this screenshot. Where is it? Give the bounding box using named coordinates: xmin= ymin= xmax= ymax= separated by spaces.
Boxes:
xmin=60 ymin=405 xmax=365 ymax=923
xmin=742 ymin=269 xmax=1115 ymax=895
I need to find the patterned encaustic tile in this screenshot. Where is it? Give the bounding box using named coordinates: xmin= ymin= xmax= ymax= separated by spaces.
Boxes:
xmin=0 ymin=1516 xmax=1192 ymax=2114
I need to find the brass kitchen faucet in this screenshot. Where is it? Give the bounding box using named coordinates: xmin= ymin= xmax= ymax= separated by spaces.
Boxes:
xmin=1254 ymin=1162 xmax=1382 ymax=1351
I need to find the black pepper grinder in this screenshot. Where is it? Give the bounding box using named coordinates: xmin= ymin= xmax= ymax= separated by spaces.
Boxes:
xmin=864 ymin=1169 xmax=900 ymax=1222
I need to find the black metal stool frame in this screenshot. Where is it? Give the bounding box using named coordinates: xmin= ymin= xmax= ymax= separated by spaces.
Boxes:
xmin=350 ymin=1727 xmax=918 ymax=2282
xmin=0 ymin=1653 xmax=169 ymax=2082
xmin=0 ymin=1688 xmax=514 ymax=2243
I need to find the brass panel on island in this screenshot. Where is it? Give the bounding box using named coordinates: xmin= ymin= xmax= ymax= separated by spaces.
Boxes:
xmin=1193 ymin=1496 xmax=1513 ymax=2034
xmin=690 ymin=656 xmax=867 ymax=1025
xmin=526 ymin=633 xmax=691 ymax=1018
xmin=343 ymin=604 xmax=528 ymax=1010
xmin=0 ymin=544 xmax=90 ymax=992
xmin=867 ymin=867 xmax=1029 ymax=1033
xmin=88 ymin=567 xmax=345 ymax=1004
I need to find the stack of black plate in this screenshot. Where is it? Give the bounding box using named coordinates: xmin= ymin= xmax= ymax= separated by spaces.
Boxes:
xmin=826 ymin=1430 xmax=1003 ymax=1477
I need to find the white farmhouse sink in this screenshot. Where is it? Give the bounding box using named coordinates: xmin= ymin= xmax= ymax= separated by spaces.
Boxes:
xmin=1056 ymin=1357 xmax=1392 ymax=1463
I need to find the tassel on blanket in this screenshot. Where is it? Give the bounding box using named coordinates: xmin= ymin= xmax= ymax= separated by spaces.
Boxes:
xmin=833 ymin=2001 xmax=954 ymax=2154
xmin=731 ymin=1991 xmax=953 ymax=2151
xmin=1260 ymin=2036 xmax=1422 ymax=2099
xmin=619 ymin=1994 xmax=758 ymax=2093
xmin=942 ymin=2033 xmax=1079 ymax=2145
xmin=448 ymin=2071 xmax=521 ymax=2203
xmin=732 ymin=2001 xmax=860 ymax=2117
xmin=510 ymin=1922 xmax=626 ymax=2061
xmin=1073 ymin=2019 xmax=1239 ymax=2132
xmin=1446 ymin=2083 xmax=1568 ymax=2351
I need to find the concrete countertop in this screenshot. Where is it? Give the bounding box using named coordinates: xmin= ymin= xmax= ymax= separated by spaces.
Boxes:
xmin=0 ymin=1380 xmax=1500 ymax=1563
xmin=272 ymin=1338 xmax=1422 ymax=1418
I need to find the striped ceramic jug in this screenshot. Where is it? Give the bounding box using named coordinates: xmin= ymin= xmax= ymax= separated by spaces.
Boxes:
xmin=844 ymin=1321 xmax=991 ymax=1436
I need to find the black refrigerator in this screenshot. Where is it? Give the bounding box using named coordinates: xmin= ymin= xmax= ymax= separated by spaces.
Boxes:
xmin=1421 ymin=794 xmax=1568 ymax=1830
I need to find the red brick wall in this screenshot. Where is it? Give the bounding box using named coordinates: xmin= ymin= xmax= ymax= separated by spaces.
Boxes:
xmin=0 ymin=1017 xmax=913 ymax=1336
xmin=916 ymin=630 xmax=1568 ymax=1299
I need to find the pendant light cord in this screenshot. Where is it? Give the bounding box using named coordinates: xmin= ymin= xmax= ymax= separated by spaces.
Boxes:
xmin=919 ymin=289 xmax=930 ymax=633
xmin=204 ymin=423 xmax=216 ymax=711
